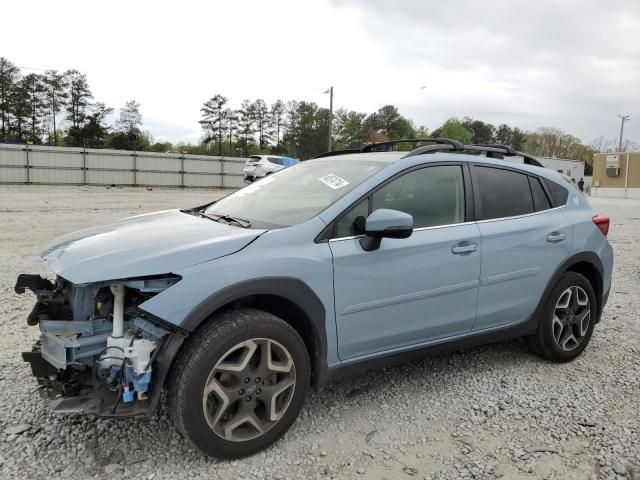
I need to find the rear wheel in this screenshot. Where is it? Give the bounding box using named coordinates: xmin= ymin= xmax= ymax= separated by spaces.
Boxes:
xmin=527 ymin=272 xmax=596 ymax=362
xmin=169 ymin=308 xmax=310 ymax=458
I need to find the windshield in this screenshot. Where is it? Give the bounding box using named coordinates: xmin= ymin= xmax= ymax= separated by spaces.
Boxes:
xmin=205 ymin=159 xmax=386 ymax=228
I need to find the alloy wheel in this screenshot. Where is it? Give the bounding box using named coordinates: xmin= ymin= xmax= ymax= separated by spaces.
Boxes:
xmin=202 ymin=338 xmax=296 ymax=442
xmin=552 ymin=286 xmax=591 ymax=352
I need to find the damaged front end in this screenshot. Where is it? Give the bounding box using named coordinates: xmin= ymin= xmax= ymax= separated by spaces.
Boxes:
xmin=15 ymin=274 xmax=186 ymax=417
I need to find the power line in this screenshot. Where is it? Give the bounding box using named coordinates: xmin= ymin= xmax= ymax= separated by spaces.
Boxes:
xmin=16 ymin=65 xmax=52 ymax=72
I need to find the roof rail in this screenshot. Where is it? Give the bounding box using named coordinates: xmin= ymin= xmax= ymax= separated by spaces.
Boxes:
xmin=313 ymin=148 xmax=360 ymax=159
xmin=474 ymin=143 xmax=517 ymax=155
xmin=431 ymin=138 xmax=464 ymax=150
xmin=520 ymin=154 xmax=543 ymax=167
xmin=360 ymin=138 xmax=462 ymax=152
xmin=312 ymin=138 xmax=544 ymax=168
xmin=312 ymin=138 xmax=463 ymax=159
xmin=471 ymin=143 xmax=543 ymax=167
xmin=403 ymin=142 xmax=544 ymax=167
xmin=512 ymin=152 xmax=542 ymax=167
xmin=401 ymin=143 xmax=456 ymax=158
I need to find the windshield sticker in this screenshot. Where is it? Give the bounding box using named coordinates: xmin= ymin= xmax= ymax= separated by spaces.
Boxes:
xmin=318 ymin=174 xmax=349 ymax=190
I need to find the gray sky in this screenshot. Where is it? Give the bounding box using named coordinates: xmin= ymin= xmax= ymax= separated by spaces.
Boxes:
xmin=4 ymin=0 xmax=639 ymax=145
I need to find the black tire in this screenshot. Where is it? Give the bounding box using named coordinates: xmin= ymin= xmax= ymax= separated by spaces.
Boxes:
xmin=168 ymin=308 xmax=310 ymax=458
xmin=526 ymin=271 xmax=597 ymax=362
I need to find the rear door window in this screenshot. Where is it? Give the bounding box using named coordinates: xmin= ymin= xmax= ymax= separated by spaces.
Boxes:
xmin=472 ymin=166 xmax=534 ymax=220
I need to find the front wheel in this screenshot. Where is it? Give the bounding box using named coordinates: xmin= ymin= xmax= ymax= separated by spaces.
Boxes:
xmin=526 ymin=271 xmax=597 ymax=362
xmin=168 ymin=308 xmax=310 ymax=458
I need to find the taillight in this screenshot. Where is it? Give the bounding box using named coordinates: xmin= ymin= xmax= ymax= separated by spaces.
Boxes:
xmin=592 ymin=215 xmax=610 ymax=236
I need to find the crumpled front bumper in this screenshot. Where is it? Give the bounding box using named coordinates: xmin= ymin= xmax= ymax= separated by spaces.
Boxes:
xmin=14 ymin=274 xmax=60 ymax=326
xmin=21 ymin=336 xmax=185 ymax=417
xmin=15 ymin=274 xmax=186 ymax=417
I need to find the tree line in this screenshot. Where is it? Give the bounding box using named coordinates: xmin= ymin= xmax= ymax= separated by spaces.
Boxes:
xmin=197 ymin=95 xmax=602 ymax=172
xmin=198 ymin=95 xmax=422 ymax=160
xmin=0 ymin=57 xmax=156 ymax=151
xmin=197 ymin=95 xmax=531 ymax=160
xmin=2 ymin=56 xmax=631 ymax=171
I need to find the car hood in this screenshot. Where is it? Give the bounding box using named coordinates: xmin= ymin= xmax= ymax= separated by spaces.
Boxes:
xmin=42 ymin=209 xmax=265 ymax=284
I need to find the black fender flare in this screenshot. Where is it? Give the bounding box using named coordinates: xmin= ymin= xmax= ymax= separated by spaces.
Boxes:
xmin=560 ymin=251 xmax=603 ymax=275
xmin=181 ymin=276 xmax=329 ymax=388
xmin=539 ymin=251 xmax=605 ymax=322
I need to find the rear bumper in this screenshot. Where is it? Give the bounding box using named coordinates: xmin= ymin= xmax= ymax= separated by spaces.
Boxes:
xmin=598 ymin=245 xmax=613 ymax=322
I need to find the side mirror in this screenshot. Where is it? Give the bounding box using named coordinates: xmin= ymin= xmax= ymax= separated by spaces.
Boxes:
xmin=359 ymin=208 xmax=413 ymax=251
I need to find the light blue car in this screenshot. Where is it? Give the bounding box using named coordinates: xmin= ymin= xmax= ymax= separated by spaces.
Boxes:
xmin=16 ymin=139 xmax=613 ymax=458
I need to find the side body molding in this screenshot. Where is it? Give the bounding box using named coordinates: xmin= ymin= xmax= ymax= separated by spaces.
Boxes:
xmin=179 ymin=276 xmax=329 ymax=388
xmin=327 ymin=251 xmax=609 ymax=383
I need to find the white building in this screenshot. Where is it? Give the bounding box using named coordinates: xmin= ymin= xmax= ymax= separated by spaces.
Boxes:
xmin=535 ymin=157 xmax=585 ymax=182
xmin=506 ymin=155 xmax=585 ymax=183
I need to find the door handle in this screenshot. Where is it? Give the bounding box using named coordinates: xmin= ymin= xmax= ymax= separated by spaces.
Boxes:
xmin=547 ymin=232 xmax=566 ymax=243
xmin=451 ymin=243 xmax=479 ymax=254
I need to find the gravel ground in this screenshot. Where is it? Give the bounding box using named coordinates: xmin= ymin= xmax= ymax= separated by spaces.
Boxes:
xmin=0 ymin=185 xmax=638 ymax=480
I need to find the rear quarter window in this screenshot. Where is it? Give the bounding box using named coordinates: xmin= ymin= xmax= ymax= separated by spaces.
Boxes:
xmin=543 ymin=178 xmax=569 ymax=207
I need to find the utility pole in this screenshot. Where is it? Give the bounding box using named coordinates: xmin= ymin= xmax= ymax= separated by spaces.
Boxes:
xmin=618 ymin=114 xmax=630 ymax=152
xmin=325 ymin=86 xmax=334 ymax=151
xmin=218 ymin=113 xmax=223 ymax=156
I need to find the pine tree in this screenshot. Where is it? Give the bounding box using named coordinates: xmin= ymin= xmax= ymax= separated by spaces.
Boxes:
xmin=42 ymin=70 xmax=68 ymax=145
xmin=82 ymin=103 xmax=113 ymax=148
xmin=199 ymin=94 xmax=228 ymax=155
xmin=334 ymin=109 xmax=366 ymax=148
xmin=64 ymin=69 xmax=92 ymax=129
xmin=22 ymin=74 xmax=47 ymax=143
xmin=270 ymin=100 xmax=286 ymax=150
xmin=252 ymin=99 xmax=270 ymax=150
xmin=10 ymin=79 xmax=31 ymax=141
xmin=222 ymin=108 xmax=237 ymax=155
xmin=108 ymin=100 xmax=143 ymax=150
xmin=117 ymin=100 xmax=142 ymax=134
xmin=0 ymin=58 xmax=20 ymax=141
xmin=236 ymin=100 xmax=257 ymax=153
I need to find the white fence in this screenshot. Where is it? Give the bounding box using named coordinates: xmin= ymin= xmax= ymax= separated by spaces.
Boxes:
xmin=0 ymin=144 xmax=246 ymax=189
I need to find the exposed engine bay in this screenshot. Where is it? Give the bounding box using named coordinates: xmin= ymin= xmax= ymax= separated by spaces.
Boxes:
xmin=15 ymin=273 xmax=185 ymax=416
